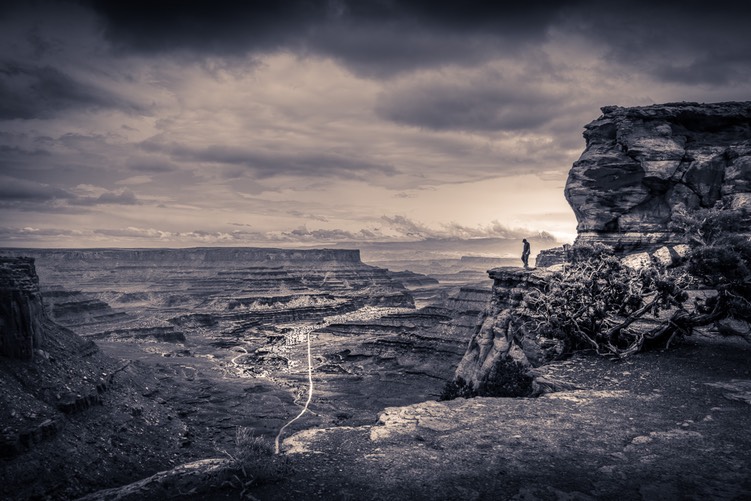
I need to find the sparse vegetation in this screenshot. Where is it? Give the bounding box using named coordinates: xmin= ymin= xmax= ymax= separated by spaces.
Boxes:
xmin=672 ymin=204 xmax=751 ymax=329
xmin=440 ymin=376 xmax=475 ymax=400
xmin=523 ymin=243 xmax=693 ymax=358
xmin=440 ymin=359 xmax=534 ymax=400
xmin=524 ymin=205 xmax=751 ymax=359
xmin=221 ymin=428 xmax=293 ymax=498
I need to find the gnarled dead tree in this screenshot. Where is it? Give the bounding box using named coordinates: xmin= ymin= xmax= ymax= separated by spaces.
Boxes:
xmin=522 ymin=247 xmax=696 ymax=358
xmin=524 ymin=206 xmax=750 ymax=359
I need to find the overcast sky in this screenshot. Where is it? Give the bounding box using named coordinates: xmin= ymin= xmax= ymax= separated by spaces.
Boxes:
xmin=1 ymin=0 xmax=750 ymax=248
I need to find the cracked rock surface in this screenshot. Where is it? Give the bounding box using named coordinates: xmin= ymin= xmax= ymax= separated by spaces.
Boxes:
xmin=564 ymin=101 xmax=751 ymax=251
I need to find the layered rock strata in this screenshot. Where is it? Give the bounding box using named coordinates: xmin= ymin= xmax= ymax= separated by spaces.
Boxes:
xmin=454 ymin=268 xmax=565 ymax=395
xmin=0 ymin=258 xmax=199 ymax=500
xmin=0 ymin=247 xmax=413 ymax=341
xmin=0 ymin=257 xmax=46 ymax=360
xmin=456 ymin=102 xmax=751 ymax=395
xmin=565 ymin=101 xmax=751 ymax=251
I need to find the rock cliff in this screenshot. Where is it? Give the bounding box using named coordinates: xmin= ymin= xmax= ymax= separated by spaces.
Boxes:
xmin=565 ymin=101 xmax=751 ymax=251
xmin=0 ymin=257 xmax=45 ymax=360
xmin=453 ymin=268 xmax=565 ymax=396
xmin=0 ymin=258 xmax=199 ymax=500
xmin=457 ymin=101 xmax=751 ymax=394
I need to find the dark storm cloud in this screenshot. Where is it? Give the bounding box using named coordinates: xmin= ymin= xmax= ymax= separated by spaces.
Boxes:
xmin=0 ymin=175 xmax=140 ymax=210
xmin=82 ymin=0 xmax=574 ymax=77
xmin=562 ymin=0 xmax=751 ymax=86
xmin=126 ymin=158 xmax=179 ymax=173
xmin=142 ymin=141 xmax=397 ymax=179
xmin=0 ymin=61 xmax=142 ymax=119
xmin=0 ymin=176 xmax=75 ymax=202
xmin=376 ymin=79 xmax=567 ymax=132
xmin=79 ymin=0 xmax=751 ymax=81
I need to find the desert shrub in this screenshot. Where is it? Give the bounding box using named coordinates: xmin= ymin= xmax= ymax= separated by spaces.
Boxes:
xmin=224 ymin=428 xmax=292 ymax=496
xmin=440 ymin=360 xmax=534 ymax=401
xmin=673 ymin=205 xmax=751 ymax=324
xmin=523 ymin=205 xmax=750 ymax=358
xmin=478 ymin=359 xmax=533 ymax=397
xmin=439 ymin=377 xmax=475 ymax=400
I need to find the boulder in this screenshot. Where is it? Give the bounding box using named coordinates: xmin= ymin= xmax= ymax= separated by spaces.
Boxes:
xmin=621 ymin=252 xmax=652 ymax=270
xmin=651 ymin=246 xmax=674 ymax=267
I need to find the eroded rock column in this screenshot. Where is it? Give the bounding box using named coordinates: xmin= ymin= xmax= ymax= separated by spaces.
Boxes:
xmin=0 ymin=257 xmax=46 ymax=360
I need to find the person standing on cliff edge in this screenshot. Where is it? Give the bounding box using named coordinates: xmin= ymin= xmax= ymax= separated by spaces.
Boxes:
xmin=521 ymin=239 xmax=531 ymax=269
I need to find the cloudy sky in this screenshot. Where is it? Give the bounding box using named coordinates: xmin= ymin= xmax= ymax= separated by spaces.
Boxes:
xmin=1 ymin=0 xmax=750 ymax=248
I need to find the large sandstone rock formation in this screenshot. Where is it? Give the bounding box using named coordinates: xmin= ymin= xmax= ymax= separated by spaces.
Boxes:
xmin=460 ymin=101 xmax=751 ymax=393
xmin=565 ymin=101 xmax=751 ymax=250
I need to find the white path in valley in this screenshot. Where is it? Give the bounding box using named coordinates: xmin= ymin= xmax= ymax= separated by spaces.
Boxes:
xmin=228 ymin=305 xmax=413 ymax=454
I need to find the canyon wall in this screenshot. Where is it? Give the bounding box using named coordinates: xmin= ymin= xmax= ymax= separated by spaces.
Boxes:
xmin=0 ymin=257 xmax=46 ymax=360
xmin=453 ymin=268 xmax=564 ymax=395
xmin=0 ymin=257 xmax=203 ymax=500
xmin=565 ymin=101 xmax=751 ymax=251
xmin=0 ymin=247 xmax=413 ymax=341
xmin=0 ymin=247 xmax=484 ymax=456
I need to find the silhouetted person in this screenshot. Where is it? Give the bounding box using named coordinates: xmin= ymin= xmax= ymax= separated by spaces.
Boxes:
xmin=521 ymin=238 xmax=531 ymax=269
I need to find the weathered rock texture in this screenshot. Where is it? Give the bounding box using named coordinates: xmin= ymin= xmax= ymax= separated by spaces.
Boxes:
xmin=454 ymin=268 xmax=565 ymax=396
xmin=565 ymin=101 xmax=751 ymax=251
xmin=454 ymin=102 xmax=751 ymax=398
xmin=0 ymin=257 xmax=46 ymax=360
xmin=0 ymin=258 xmax=208 ymax=500
xmin=236 ymin=335 xmax=750 ymax=501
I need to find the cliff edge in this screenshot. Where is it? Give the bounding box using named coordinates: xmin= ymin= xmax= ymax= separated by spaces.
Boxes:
xmin=0 ymin=257 xmax=191 ymax=500
xmin=0 ymin=257 xmax=46 ymax=360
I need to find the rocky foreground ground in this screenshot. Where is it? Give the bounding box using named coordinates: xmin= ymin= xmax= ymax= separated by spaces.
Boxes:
xmin=82 ymin=332 xmax=750 ymax=501
xmin=270 ymin=334 xmax=751 ymax=500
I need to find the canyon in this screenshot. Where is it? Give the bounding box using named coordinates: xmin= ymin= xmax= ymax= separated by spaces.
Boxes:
xmin=1 ymin=101 xmax=750 ymax=500
xmin=0 ymin=246 xmax=493 ymax=499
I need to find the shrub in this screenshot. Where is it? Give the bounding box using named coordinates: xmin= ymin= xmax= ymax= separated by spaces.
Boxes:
xmin=439 ymin=377 xmax=475 ymax=401
xmin=224 ymin=428 xmax=292 ymax=495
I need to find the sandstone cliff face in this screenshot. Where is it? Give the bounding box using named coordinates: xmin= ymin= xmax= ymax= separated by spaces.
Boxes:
xmin=0 ymin=257 xmax=46 ymax=360
xmin=565 ymin=101 xmax=751 ymax=250
xmin=454 ymin=268 xmax=565 ymax=396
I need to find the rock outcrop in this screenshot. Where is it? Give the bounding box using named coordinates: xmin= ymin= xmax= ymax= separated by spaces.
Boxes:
xmin=453 ymin=268 xmax=565 ymax=396
xmin=0 ymin=258 xmax=200 ymax=500
xmin=456 ymin=101 xmax=751 ymax=395
xmin=565 ymin=101 xmax=751 ymax=251
xmin=0 ymin=257 xmax=46 ymax=360
xmin=272 ymin=334 xmax=751 ymax=501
